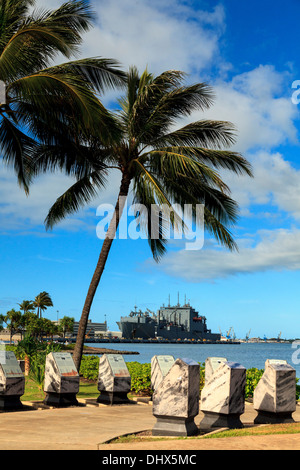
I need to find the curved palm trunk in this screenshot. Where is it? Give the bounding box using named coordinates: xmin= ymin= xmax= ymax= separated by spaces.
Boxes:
xmin=72 ymin=173 xmax=131 ymax=371
xmin=24 ymin=355 xmax=30 ymax=376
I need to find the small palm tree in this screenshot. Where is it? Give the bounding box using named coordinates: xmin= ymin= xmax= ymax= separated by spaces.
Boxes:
xmin=18 ymin=300 xmax=35 ymax=314
xmin=16 ymin=335 xmax=39 ymax=376
xmin=3 ymin=308 xmax=23 ymax=343
xmin=0 ymin=0 xmax=125 ymax=190
xmin=33 ymin=291 xmax=53 ymax=318
xmin=34 ymin=67 xmax=253 ymax=370
xmin=58 ymin=316 xmax=75 ymax=339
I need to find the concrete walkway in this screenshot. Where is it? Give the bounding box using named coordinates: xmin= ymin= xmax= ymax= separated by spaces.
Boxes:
xmin=0 ymin=399 xmax=299 ymax=450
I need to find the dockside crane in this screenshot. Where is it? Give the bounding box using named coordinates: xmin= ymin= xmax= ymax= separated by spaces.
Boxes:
xmin=277 ymin=331 xmax=282 ymax=342
xmin=226 ymin=327 xmax=232 ymax=339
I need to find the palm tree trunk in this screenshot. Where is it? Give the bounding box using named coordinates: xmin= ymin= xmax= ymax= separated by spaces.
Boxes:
xmin=24 ymin=355 xmax=30 ymax=376
xmin=72 ymin=173 xmax=131 ymax=371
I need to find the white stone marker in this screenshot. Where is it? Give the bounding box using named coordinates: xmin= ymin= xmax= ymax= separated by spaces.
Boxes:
xmin=151 ymin=355 xmax=175 ymax=391
xmin=43 ymin=352 xmax=80 ymax=407
xmin=204 ymin=357 xmax=227 ymax=383
xmin=200 ymin=361 xmax=246 ymax=431
xmin=253 ymin=359 xmax=296 ymax=424
xmin=97 ymin=354 xmax=135 ymax=405
xmin=152 ymin=357 xmax=200 ymax=436
xmin=0 ymin=351 xmax=25 ymax=410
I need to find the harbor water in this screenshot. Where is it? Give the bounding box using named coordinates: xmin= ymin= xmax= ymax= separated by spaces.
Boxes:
xmin=87 ymin=341 xmax=300 ymax=378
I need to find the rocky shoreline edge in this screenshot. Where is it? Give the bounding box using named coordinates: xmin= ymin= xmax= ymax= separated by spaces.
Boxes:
xmin=80 ymin=346 xmax=139 ymax=356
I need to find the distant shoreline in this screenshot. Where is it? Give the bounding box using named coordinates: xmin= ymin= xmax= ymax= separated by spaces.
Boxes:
xmin=80 ymin=345 xmax=139 ymax=356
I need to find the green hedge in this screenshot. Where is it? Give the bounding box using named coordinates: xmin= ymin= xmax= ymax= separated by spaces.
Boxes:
xmin=79 ymin=356 xmax=300 ymax=400
xmin=79 ymin=355 xmax=99 ymax=381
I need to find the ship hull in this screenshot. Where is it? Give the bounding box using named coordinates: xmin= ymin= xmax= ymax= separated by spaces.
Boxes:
xmin=117 ymin=321 xmax=220 ymax=341
xmin=156 ymin=328 xmax=220 ymax=341
xmin=117 ymin=321 xmax=155 ymax=340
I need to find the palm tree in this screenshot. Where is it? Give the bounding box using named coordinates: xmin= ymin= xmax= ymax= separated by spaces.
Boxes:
xmin=58 ymin=316 xmax=75 ymax=339
xmin=3 ymin=308 xmax=23 ymax=343
xmin=0 ymin=0 xmax=125 ymax=191
xmin=16 ymin=335 xmax=40 ymax=375
xmin=33 ymin=291 xmax=53 ymax=318
xmin=0 ymin=314 xmax=4 ymax=332
xmin=18 ymin=300 xmax=35 ymax=314
xmin=34 ymin=67 xmax=253 ymax=370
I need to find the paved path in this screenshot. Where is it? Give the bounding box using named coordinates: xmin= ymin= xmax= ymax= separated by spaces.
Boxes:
xmin=0 ymin=400 xmax=299 ymax=450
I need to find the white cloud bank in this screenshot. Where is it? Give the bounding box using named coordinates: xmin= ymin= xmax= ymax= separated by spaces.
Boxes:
xmin=82 ymin=0 xmax=226 ymax=75
xmin=0 ymin=166 xmax=122 ymax=233
xmin=192 ymin=64 xmax=298 ymax=153
xmin=33 ymin=0 xmax=226 ymax=76
xmin=152 ymin=228 xmax=300 ymax=282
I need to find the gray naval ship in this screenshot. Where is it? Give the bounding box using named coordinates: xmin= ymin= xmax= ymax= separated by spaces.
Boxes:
xmin=117 ymin=299 xmax=220 ymax=341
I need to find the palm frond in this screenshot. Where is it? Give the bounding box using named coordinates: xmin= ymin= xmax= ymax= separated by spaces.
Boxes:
xmin=128 ymin=73 xmax=215 ymax=145
xmin=0 ymin=0 xmax=35 ymax=51
xmin=8 ymin=71 xmax=113 ymax=132
xmin=204 ymin=207 xmax=238 ymax=251
xmin=0 ymin=115 xmax=35 ymax=192
xmin=30 ymin=140 xmax=111 ymax=180
xmin=132 ymin=159 xmax=191 ymax=257
xmin=153 ymin=120 xmax=238 ymax=149
xmin=42 ymin=57 xmax=127 ymax=94
xmin=45 ymin=170 xmax=107 ymax=230
xmin=0 ymin=0 xmax=95 ymax=81
xmin=148 ymin=146 xmax=253 ymax=177
xmin=143 ymin=149 xmax=231 ymax=194
xmin=132 ymin=173 xmax=169 ymax=261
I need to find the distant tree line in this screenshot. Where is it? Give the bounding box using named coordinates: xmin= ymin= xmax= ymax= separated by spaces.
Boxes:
xmin=0 ymin=291 xmax=74 ymax=343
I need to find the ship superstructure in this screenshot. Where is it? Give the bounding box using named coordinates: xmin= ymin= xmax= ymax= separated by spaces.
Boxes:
xmin=117 ymin=300 xmax=220 ymax=341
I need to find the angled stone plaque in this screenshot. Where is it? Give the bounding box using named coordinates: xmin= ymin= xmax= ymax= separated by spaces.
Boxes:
xmin=97 ymin=354 xmax=135 ymax=405
xmin=0 ymin=351 xmax=25 ymax=410
xmin=151 ymin=355 xmax=175 ymax=391
xmin=253 ymin=359 xmax=296 ymax=424
xmin=152 ymin=357 xmax=200 ymax=436
xmin=200 ymin=361 xmax=246 ymax=431
xmin=43 ymin=352 xmax=79 ymax=407
xmin=205 ymin=357 xmax=227 ymax=383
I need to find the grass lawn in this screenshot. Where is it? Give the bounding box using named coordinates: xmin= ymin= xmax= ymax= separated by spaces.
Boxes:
xmin=203 ymin=422 xmax=300 ymax=439
xmin=22 ymin=377 xmax=99 ymax=402
xmin=109 ymin=423 xmax=300 ymax=444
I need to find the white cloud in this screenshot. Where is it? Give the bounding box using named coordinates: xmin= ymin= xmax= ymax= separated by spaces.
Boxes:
xmin=151 ymin=228 xmax=300 ymax=282
xmin=34 ymin=0 xmax=226 ymax=78
xmin=0 ymin=166 xmax=122 ymax=233
xmin=216 ymin=150 xmax=300 ymax=221
xmin=81 ymin=0 xmax=226 ymax=76
xmin=193 ymin=65 xmax=298 ymax=153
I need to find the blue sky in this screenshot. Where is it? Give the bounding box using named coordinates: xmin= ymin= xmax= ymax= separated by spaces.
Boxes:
xmin=1 ymin=0 xmax=300 ymax=339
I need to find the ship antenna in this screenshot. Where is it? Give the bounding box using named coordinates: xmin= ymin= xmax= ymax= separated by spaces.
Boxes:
xmin=168 ymin=294 xmax=170 ymax=307
xmin=177 ymin=292 xmax=180 ymax=307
